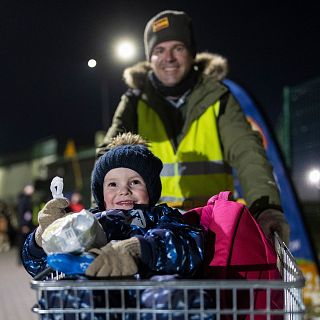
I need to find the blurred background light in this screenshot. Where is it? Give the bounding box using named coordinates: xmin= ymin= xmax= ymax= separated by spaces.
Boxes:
xmin=88 ymin=59 xmax=97 ymax=68
xmin=308 ymin=168 xmax=320 ymax=188
xmin=114 ymin=39 xmax=137 ymax=62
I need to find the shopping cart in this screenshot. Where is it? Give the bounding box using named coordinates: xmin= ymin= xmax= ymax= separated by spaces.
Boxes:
xmin=30 ymin=233 xmax=305 ymax=320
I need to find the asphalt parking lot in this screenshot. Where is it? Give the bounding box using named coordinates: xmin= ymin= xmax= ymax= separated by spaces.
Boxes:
xmin=0 ymin=247 xmax=37 ymax=320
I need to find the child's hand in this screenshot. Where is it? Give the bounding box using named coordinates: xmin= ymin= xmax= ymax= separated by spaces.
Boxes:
xmin=35 ymin=176 xmax=69 ymax=247
xmin=85 ymin=237 xmax=141 ymax=277
xmin=35 ymin=198 xmax=70 ymax=247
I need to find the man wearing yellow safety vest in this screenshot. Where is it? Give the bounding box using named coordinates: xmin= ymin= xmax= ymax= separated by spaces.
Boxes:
xmin=97 ymin=10 xmax=290 ymax=244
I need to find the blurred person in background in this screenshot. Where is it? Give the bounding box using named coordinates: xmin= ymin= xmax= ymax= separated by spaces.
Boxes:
xmin=16 ymin=183 xmax=36 ymax=264
xmin=0 ymin=200 xmax=14 ymax=252
xmin=67 ymin=191 xmax=85 ymax=213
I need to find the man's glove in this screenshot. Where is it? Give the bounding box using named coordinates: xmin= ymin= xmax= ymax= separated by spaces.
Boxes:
xmin=35 ymin=198 xmax=70 ymax=247
xmin=256 ymin=209 xmax=290 ymax=245
xmin=85 ymin=237 xmax=141 ymax=277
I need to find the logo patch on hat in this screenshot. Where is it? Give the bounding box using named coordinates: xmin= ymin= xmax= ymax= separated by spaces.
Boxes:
xmin=152 ymin=17 xmax=169 ymax=32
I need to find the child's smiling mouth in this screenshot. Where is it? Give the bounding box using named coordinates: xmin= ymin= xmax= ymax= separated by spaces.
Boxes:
xmin=116 ymin=200 xmax=136 ymax=208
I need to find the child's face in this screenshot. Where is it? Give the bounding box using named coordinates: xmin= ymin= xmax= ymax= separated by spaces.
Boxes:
xmin=103 ymin=167 xmax=149 ymax=210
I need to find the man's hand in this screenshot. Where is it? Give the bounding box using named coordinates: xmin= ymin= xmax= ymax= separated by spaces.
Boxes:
xmin=35 ymin=198 xmax=70 ymax=247
xmin=256 ymin=209 xmax=290 ymax=245
xmin=86 ymin=237 xmax=141 ymax=277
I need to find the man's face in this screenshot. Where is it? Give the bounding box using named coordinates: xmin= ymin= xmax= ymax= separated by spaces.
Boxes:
xmin=150 ymin=40 xmax=194 ymax=87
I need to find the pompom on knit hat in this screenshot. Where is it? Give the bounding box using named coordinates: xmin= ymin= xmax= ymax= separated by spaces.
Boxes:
xmin=91 ymin=134 xmax=163 ymax=210
xmin=144 ymin=10 xmax=196 ymax=60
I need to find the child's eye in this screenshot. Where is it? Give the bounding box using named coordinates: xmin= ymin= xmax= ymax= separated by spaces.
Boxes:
xmin=131 ymin=179 xmax=142 ymax=185
xmin=107 ymin=182 xmax=117 ymax=187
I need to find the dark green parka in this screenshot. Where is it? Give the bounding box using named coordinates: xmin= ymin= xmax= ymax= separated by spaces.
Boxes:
xmin=97 ymin=52 xmax=282 ymax=218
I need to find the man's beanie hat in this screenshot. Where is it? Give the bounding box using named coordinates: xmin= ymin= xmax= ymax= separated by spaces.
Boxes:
xmin=91 ymin=143 xmax=163 ymax=210
xmin=144 ymin=10 xmax=196 ymax=60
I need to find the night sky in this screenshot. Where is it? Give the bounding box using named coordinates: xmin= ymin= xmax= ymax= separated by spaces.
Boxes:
xmin=2 ymin=1 xmax=320 ymax=154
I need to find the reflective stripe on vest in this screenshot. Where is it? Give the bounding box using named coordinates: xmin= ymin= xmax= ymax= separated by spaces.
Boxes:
xmin=161 ymin=161 xmax=232 ymax=176
xmin=137 ymin=100 xmax=234 ymax=209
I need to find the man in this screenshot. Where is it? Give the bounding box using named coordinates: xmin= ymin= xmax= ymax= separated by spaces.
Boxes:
xmin=97 ymin=10 xmax=289 ymax=244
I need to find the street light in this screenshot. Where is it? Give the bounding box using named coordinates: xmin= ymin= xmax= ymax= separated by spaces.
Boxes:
xmin=88 ymin=59 xmax=97 ymax=68
xmin=87 ymin=38 xmax=138 ymax=68
xmin=113 ymin=39 xmax=137 ymax=62
xmin=307 ymin=168 xmax=320 ymax=217
xmin=308 ymin=168 xmax=320 ymax=190
xmin=87 ymin=38 xmax=139 ymax=131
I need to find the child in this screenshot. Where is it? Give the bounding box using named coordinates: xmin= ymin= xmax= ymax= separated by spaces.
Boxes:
xmin=21 ymin=133 xmax=204 ymax=278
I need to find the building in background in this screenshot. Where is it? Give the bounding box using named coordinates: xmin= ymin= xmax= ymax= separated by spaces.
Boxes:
xmin=277 ymin=77 xmax=320 ymax=255
xmin=0 ymin=134 xmax=103 ymax=210
xmin=276 ymin=77 xmax=320 ymax=308
xmin=279 ymin=77 xmax=320 ymax=203
xmin=0 ymin=138 xmax=58 ymax=204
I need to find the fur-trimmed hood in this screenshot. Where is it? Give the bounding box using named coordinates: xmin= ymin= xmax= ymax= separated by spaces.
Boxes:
xmin=123 ymin=52 xmax=228 ymax=90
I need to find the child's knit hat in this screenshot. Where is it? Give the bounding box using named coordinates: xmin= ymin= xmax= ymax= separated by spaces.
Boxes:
xmin=91 ymin=135 xmax=163 ymax=210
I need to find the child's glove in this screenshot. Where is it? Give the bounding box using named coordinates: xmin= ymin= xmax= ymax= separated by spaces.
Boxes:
xmin=85 ymin=237 xmax=141 ymax=277
xmin=257 ymin=209 xmax=290 ymax=245
xmin=35 ymin=198 xmax=70 ymax=247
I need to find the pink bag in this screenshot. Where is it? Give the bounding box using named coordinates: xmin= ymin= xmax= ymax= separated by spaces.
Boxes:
xmin=183 ymin=191 xmax=283 ymax=319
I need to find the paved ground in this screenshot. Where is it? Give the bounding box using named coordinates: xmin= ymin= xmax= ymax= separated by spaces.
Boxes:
xmin=0 ymin=247 xmax=37 ymax=320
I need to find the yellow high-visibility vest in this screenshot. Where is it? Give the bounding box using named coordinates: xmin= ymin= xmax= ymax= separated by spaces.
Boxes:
xmin=137 ymin=100 xmax=234 ymax=209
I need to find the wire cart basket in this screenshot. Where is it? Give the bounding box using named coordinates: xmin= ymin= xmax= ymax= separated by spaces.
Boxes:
xmin=30 ymin=234 xmax=305 ymax=320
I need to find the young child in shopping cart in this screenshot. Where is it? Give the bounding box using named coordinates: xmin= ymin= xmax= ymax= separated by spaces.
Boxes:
xmin=21 ymin=132 xmax=204 ymax=279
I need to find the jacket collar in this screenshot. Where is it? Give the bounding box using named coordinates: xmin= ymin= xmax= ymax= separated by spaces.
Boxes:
xmin=123 ymin=52 xmax=228 ymax=90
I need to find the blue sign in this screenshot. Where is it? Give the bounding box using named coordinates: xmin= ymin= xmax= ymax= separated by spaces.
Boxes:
xmin=224 ymin=79 xmax=317 ymax=263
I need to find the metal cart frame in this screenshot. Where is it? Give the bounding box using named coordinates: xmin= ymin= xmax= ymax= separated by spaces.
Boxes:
xmin=30 ymin=234 xmax=305 ymax=320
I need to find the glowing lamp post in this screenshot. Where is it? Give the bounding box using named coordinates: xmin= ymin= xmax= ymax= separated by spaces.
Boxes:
xmin=308 ymin=168 xmax=320 ymax=190
xmin=88 ymin=59 xmax=97 ymax=68
xmin=113 ymin=39 xmax=137 ymax=63
xmin=308 ymin=168 xmax=320 ymax=216
xmin=87 ymin=39 xmax=137 ymax=68
xmin=87 ymin=38 xmax=138 ymax=130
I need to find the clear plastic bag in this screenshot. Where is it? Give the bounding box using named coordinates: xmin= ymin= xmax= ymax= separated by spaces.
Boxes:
xmin=42 ymin=209 xmax=107 ymax=254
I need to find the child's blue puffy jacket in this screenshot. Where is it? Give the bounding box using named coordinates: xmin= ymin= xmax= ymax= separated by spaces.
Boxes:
xmin=22 ymin=203 xmax=204 ymax=278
